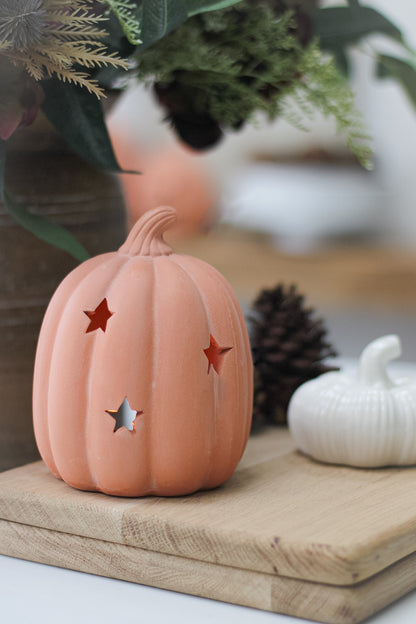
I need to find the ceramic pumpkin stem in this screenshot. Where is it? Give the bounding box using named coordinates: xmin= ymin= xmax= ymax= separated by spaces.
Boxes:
xmin=358 ymin=334 xmax=401 ymax=388
xmin=119 ymin=206 xmax=176 ymax=257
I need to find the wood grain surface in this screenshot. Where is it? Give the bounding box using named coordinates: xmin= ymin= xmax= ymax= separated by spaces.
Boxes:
xmin=1 ymin=428 xmax=416 ymax=624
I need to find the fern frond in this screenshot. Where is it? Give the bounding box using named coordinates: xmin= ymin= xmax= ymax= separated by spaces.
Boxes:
xmin=11 ymin=50 xmax=45 ymax=80
xmin=45 ymin=26 xmax=109 ymax=40
xmin=290 ymin=46 xmax=373 ymax=168
xmin=43 ymin=64 xmax=105 ymax=98
xmin=46 ymin=10 xmax=107 ymax=26
xmin=100 ymin=0 xmax=141 ymax=45
xmin=39 ymin=39 xmax=129 ymax=69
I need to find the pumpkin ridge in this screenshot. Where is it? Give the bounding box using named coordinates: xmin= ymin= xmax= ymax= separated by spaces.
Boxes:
xmin=167 ymin=255 xmax=216 ymax=487
xmin=216 ymin=271 xmax=253 ymax=457
xmin=45 ymin=254 xmax=123 ymax=487
xmin=32 ymin=258 xmax=109 ymax=478
xmin=82 ymin=254 xmax=131 ymax=491
xmin=34 ymin=255 xmax=109 ymax=478
xmin=173 ymin=255 xmax=251 ymax=482
xmin=148 ymin=255 xmax=157 ymax=492
xmin=206 ymin=264 xmax=251 ymax=467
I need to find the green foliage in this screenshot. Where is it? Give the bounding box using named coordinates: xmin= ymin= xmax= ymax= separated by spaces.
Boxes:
xmin=41 ymin=80 xmax=123 ymax=172
xmin=186 ymin=0 xmax=244 ymax=16
xmin=133 ymin=0 xmax=245 ymax=51
xmin=314 ymin=4 xmax=416 ymax=124
xmin=314 ymin=6 xmax=403 ymax=50
xmin=136 ymin=6 xmax=305 ymax=126
xmin=138 ymin=1 xmax=188 ymax=51
xmin=4 ymin=189 xmax=90 ymax=262
xmin=135 ymin=2 xmax=372 ymax=166
xmin=290 ymin=45 xmax=373 ymax=169
xmin=100 ymin=0 xmax=142 ymax=45
xmin=313 ymin=4 xmax=404 ymax=80
xmin=377 ymin=54 xmax=416 ymax=111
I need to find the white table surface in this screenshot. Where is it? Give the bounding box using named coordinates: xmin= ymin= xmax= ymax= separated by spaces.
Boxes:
xmin=1 ymin=553 xmax=416 ymax=624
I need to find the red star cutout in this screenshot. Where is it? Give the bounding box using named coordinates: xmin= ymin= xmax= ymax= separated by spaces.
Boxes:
xmin=84 ymin=298 xmax=113 ymax=333
xmin=204 ymin=334 xmax=232 ymax=374
xmin=106 ymin=398 xmax=143 ymax=432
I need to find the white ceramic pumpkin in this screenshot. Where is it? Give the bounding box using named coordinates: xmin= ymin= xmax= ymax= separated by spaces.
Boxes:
xmin=288 ymin=335 xmax=416 ymax=467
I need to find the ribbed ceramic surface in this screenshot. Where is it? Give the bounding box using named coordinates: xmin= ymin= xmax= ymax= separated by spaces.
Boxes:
xmin=33 ymin=208 xmax=253 ymax=496
xmin=288 ymin=336 xmax=416 ymax=467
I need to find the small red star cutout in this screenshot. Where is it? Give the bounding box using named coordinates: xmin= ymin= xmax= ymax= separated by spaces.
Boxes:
xmin=84 ymin=298 xmax=113 ymax=333
xmin=204 ymin=334 xmax=232 ymax=374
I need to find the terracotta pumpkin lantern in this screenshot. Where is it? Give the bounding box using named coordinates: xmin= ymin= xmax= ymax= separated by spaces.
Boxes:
xmin=33 ymin=206 xmax=253 ymax=497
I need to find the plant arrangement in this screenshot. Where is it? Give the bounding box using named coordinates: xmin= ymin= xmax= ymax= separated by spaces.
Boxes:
xmin=1 ymin=0 xmax=416 ymax=258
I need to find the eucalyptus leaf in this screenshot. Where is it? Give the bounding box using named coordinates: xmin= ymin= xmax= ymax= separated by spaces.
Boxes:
xmin=0 ymin=139 xmax=5 ymax=201
xmin=186 ymin=0 xmax=243 ymax=16
xmin=4 ymin=189 xmax=90 ymax=262
xmin=41 ymin=80 xmax=122 ymax=172
xmin=138 ymin=0 xmax=188 ymax=51
xmin=377 ymin=54 xmax=416 ymax=110
xmin=314 ymin=6 xmax=403 ymax=50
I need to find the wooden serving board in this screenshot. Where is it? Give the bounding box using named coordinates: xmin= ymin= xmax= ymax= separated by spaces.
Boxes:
xmin=1 ymin=428 xmax=416 ymax=624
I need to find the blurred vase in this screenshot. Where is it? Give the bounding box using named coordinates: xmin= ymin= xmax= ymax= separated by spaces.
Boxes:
xmin=111 ymin=125 xmax=218 ymax=237
xmin=0 ymin=116 xmax=127 ymax=471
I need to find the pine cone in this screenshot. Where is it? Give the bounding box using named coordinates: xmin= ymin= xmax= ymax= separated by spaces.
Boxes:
xmin=250 ymin=284 xmax=338 ymax=430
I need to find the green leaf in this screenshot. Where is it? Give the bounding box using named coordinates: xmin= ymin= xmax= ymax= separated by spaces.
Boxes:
xmin=139 ymin=0 xmax=188 ymax=51
xmin=0 ymin=139 xmax=5 ymax=201
xmin=331 ymin=46 xmax=351 ymax=77
xmin=41 ymin=80 xmax=122 ymax=172
xmin=186 ymin=0 xmax=243 ymax=16
xmin=314 ymin=6 xmax=403 ymax=50
xmin=377 ymin=54 xmax=416 ymax=110
xmin=136 ymin=0 xmax=244 ymax=53
xmin=4 ymin=189 xmax=90 ymax=262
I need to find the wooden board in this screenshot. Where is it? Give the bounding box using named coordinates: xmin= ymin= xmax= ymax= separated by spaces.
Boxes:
xmin=1 ymin=428 xmax=416 ymax=624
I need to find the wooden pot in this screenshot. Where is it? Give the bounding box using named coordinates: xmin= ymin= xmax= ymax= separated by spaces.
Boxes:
xmin=0 ymin=118 xmax=127 ymax=471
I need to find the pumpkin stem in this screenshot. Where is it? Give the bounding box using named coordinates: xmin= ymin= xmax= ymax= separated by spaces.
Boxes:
xmin=358 ymin=335 xmax=401 ymax=387
xmin=118 ymin=206 xmax=177 ymax=256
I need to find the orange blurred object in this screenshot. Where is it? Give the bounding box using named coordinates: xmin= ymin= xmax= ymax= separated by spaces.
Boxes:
xmin=112 ymin=128 xmax=218 ymax=236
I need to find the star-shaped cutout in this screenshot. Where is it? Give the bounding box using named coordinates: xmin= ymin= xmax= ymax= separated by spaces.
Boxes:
xmin=106 ymin=398 xmax=143 ymax=432
xmin=204 ymin=334 xmax=232 ymax=374
xmin=84 ymin=298 xmax=113 ymax=333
